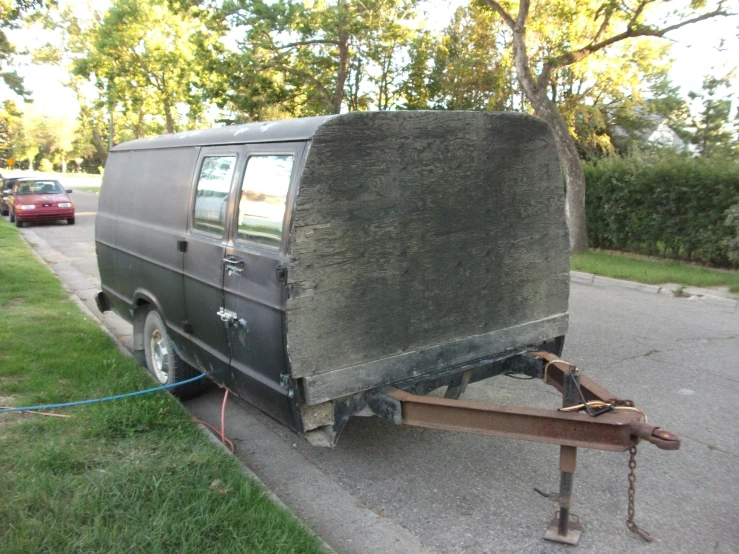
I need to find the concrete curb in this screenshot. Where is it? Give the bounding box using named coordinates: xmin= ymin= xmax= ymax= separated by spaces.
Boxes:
xmin=197 ymin=424 xmax=337 ymax=554
xmin=570 ymin=270 xmax=739 ymax=311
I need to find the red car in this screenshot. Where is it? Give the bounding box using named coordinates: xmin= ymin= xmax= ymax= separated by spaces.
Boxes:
xmin=8 ymin=180 xmax=75 ymax=227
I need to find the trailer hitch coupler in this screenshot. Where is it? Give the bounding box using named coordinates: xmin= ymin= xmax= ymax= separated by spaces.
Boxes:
xmin=630 ymin=422 xmax=680 ymax=450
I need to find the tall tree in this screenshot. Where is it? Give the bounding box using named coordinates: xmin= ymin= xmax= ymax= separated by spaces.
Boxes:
xmin=73 ymin=0 xmax=214 ymax=134
xmin=689 ymin=72 xmax=736 ymax=158
xmin=400 ymin=30 xmax=438 ymax=110
xmin=2 ymin=101 xmax=39 ymax=169
xmin=221 ymin=0 xmax=420 ymax=117
xmin=429 ymin=4 xmax=515 ymax=111
xmin=480 ymin=0 xmax=731 ymax=252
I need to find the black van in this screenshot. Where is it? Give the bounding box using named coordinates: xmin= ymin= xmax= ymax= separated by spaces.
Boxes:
xmin=95 ymin=111 xmax=569 ymax=446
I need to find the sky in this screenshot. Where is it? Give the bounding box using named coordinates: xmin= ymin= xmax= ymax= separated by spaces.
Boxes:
xmin=5 ymin=0 xmax=738 ymax=121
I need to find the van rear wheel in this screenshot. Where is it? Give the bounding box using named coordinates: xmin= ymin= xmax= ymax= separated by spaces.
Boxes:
xmin=143 ymin=309 xmax=206 ymax=400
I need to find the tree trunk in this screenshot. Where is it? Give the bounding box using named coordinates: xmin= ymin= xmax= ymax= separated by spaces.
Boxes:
xmin=528 ymin=94 xmax=589 ymax=252
xmin=61 ymin=157 xmax=67 ymax=174
xmin=108 ymin=110 xmax=115 ymax=151
xmin=163 ymin=97 xmax=175 ymax=134
xmin=135 ymin=111 xmax=144 ymax=139
xmin=332 ymin=33 xmax=349 ymax=114
xmin=510 ymin=23 xmax=588 ymax=252
xmin=92 ymin=128 xmax=108 ymax=166
xmin=164 ymin=108 xmax=174 ymax=134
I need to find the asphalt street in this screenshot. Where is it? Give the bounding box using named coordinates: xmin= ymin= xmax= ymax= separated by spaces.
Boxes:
xmin=8 ymin=190 xmax=738 ymax=554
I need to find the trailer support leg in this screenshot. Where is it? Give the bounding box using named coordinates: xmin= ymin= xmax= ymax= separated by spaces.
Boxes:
xmin=545 ymin=367 xmax=584 ymax=545
xmin=381 ymin=352 xmax=680 ymax=546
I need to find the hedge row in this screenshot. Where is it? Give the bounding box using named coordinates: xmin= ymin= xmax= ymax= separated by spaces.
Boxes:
xmin=584 ymin=153 xmax=739 ymax=267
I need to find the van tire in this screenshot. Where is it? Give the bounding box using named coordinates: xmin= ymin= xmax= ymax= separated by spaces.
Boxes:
xmin=67 ymin=217 xmax=75 ymax=225
xmin=15 ymin=217 xmax=23 ymax=227
xmin=143 ymin=309 xmax=206 ymax=400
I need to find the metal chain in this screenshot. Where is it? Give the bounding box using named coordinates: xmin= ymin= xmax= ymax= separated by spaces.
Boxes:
xmin=626 ymin=445 xmax=654 ymax=542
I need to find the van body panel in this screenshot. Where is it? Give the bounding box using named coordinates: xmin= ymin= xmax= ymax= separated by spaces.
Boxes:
xmin=113 ymin=148 xmax=197 ymax=342
xmin=96 ymin=151 xmax=130 ymax=296
xmin=182 ymin=146 xmax=243 ymax=379
xmin=222 ymin=142 xmax=307 ymax=429
xmin=113 ymin=116 xmax=335 ymax=152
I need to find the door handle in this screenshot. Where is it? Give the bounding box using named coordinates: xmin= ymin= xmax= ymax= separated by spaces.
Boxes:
xmin=223 ymin=255 xmax=244 ymax=276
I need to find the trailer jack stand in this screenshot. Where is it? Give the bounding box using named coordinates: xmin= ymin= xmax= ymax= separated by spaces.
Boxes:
xmin=383 ymin=351 xmax=680 ymax=545
xmin=545 ymin=365 xmax=584 ymax=544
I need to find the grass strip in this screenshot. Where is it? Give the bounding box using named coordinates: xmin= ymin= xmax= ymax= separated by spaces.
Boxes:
xmin=571 ymin=250 xmax=739 ymax=293
xmin=0 ymin=218 xmax=325 ymax=554
xmin=71 ymin=186 xmax=101 ymax=192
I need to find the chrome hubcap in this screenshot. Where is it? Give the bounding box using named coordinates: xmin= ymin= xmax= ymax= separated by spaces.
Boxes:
xmin=150 ymin=329 xmax=169 ymax=384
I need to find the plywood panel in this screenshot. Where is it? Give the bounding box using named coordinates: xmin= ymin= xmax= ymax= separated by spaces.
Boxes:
xmin=286 ymin=111 xmax=569 ymax=388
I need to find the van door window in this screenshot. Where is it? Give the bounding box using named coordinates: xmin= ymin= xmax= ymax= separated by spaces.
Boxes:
xmin=236 ymin=155 xmax=294 ymax=248
xmin=193 ymin=156 xmax=236 ymax=235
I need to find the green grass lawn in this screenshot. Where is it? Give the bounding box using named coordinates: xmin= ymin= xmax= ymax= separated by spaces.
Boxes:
xmin=0 ymin=219 xmax=325 ymax=554
xmin=571 ymin=250 xmax=739 ymax=293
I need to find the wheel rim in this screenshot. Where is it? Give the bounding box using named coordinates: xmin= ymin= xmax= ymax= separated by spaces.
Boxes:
xmin=149 ymin=329 xmax=169 ymax=384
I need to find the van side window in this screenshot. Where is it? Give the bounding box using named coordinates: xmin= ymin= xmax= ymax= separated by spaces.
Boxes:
xmin=193 ymin=156 xmax=236 ymax=235
xmin=236 ymin=155 xmax=294 ymax=247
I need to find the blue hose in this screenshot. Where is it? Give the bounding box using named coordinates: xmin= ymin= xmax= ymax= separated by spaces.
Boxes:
xmin=0 ymin=373 xmax=208 ymax=414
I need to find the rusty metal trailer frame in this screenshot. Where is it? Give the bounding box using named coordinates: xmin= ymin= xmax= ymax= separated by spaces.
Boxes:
xmin=377 ymin=351 xmax=679 ymax=545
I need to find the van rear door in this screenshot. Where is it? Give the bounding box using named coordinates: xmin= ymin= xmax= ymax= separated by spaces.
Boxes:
xmin=222 ymin=143 xmax=305 ymax=429
xmin=183 ymin=147 xmax=242 ymax=379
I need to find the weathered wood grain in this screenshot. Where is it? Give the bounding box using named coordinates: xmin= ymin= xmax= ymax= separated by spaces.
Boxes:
xmin=286 ymin=111 xmax=569 ymax=391
xmin=301 ymin=313 xmax=569 ymax=405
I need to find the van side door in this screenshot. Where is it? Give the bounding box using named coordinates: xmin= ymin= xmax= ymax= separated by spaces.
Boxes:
xmin=182 ymin=147 xmax=243 ymax=380
xmin=222 ymin=143 xmax=305 ymax=429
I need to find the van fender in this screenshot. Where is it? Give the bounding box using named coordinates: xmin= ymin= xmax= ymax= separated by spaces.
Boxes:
xmin=130 ymin=289 xmax=165 ymax=353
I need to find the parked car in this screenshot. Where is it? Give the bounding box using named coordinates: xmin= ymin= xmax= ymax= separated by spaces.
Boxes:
xmin=1 ymin=177 xmax=30 ymax=216
xmin=7 ymin=179 xmax=75 ymax=227
xmin=94 ymin=111 xmax=569 ymax=447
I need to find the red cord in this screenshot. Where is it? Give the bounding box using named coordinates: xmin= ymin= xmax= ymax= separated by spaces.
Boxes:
xmin=221 ymin=389 xmax=229 ymax=447
xmin=190 ymin=388 xmax=235 ymax=453
xmin=193 ymin=417 xmax=236 ymax=452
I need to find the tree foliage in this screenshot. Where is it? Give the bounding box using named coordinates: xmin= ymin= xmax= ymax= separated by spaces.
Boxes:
xmin=689 ymin=71 xmax=736 ymax=158
xmin=428 ymin=5 xmax=515 ymax=111
xmin=479 ymin=0 xmax=732 ymax=252
xmin=0 ymin=0 xmax=47 ymax=98
xmin=1 ymin=0 xmax=735 ymax=258
xmin=585 ymin=151 xmax=739 ymax=266
xmin=218 ymin=0 xmax=420 ymax=118
xmin=72 ymin=0 xmax=217 ymax=135
xmin=1 ymin=100 xmax=38 ymax=168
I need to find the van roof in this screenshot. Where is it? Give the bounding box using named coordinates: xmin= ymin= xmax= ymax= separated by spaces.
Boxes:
xmin=111 ymin=115 xmax=337 ymax=151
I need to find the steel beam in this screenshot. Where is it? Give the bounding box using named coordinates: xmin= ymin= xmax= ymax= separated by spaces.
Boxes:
xmin=530 ymin=350 xmax=617 ymax=403
xmin=387 ymin=389 xmax=641 ymax=452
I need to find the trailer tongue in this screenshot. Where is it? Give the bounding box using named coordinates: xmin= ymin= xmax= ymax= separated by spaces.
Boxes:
xmin=375 ymin=350 xmax=679 ymax=545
